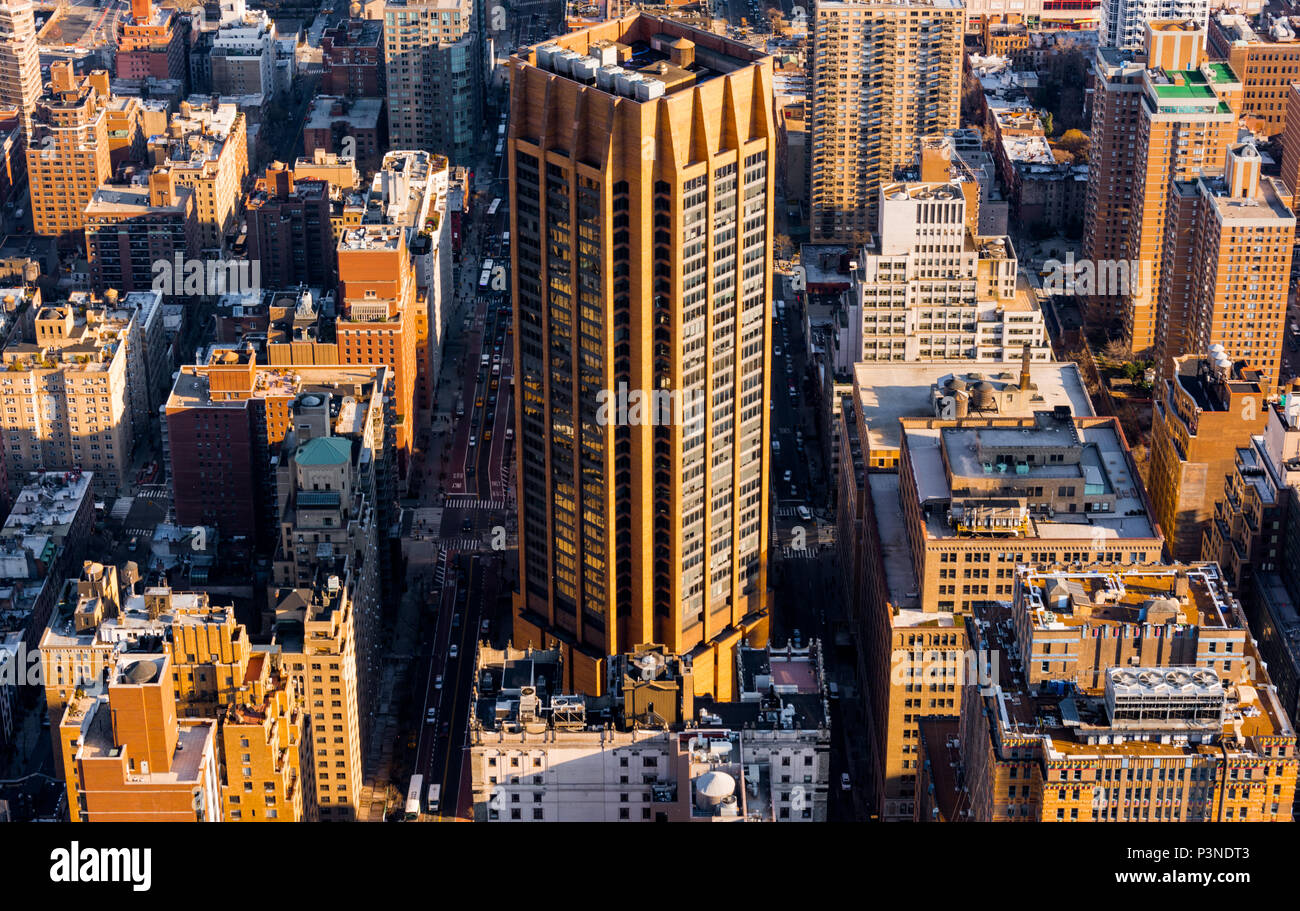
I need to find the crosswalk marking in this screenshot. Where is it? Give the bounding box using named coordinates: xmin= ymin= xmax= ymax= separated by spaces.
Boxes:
xmin=442 ymin=496 xmax=509 ymax=510
xmin=779 ymin=546 xmax=821 ymax=559
xmin=441 ymin=537 xmax=490 ymax=552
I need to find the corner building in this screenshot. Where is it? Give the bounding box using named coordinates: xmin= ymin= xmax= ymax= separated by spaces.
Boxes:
xmin=508 ymin=15 xmax=775 ymax=698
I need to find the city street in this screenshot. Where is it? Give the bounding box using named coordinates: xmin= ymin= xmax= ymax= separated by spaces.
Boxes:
xmin=407 ymin=551 xmax=512 ymax=820
xmin=381 ymin=128 xmax=520 ymax=820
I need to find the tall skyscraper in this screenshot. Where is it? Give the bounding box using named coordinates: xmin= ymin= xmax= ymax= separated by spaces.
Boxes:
xmin=336 ymin=224 xmax=419 ymax=468
xmin=1159 ymin=143 xmax=1294 ymax=390
xmin=507 ymin=15 xmax=775 ymax=698
xmin=381 ymin=0 xmax=483 ymax=163
xmin=1083 ymin=22 xmax=1242 ymax=355
xmin=1101 ymin=0 xmax=1210 ymax=49
xmin=809 ymin=0 xmax=965 ymax=243
xmin=1124 ymin=25 xmax=1241 ymax=358
xmin=26 ymin=64 xmax=113 ymax=243
xmin=0 ymin=0 xmax=41 ymax=142
xmin=848 ymin=181 xmax=1048 ymax=363
xmin=1081 ymin=42 xmax=1145 ymax=328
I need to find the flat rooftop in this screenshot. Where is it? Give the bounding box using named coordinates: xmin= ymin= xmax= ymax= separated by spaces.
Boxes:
xmin=519 ymin=14 xmax=766 ymax=100
xmin=852 ymin=361 xmax=1092 ymax=455
xmin=1147 ymin=66 xmax=1235 ymax=113
xmin=1018 ymin=566 xmax=1243 ymax=634
xmin=339 ymin=224 xmax=402 ymax=251
xmin=3 ymin=472 xmax=92 ymax=534
xmin=86 ymin=182 xmax=190 ymax=215
xmin=970 ymin=601 xmax=1295 ymax=757
xmin=78 ymin=699 xmax=214 ymax=784
xmin=867 ymin=472 xmax=922 ymax=613
xmin=166 ymin=363 xmax=383 ymax=410
xmin=798 ymin=244 xmax=857 ymax=287
xmin=904 ymin=417 xmax=1157 ymax=540
xmin=917 ymin=717 xmax=963 ymax=821
xmin=1001 ymin=132 xmax=1054 ymax=165
xmin=1201 ymin=173 xmax=1295 ymax=222
xmin=305 ymin=96 xmax=382 ymax=131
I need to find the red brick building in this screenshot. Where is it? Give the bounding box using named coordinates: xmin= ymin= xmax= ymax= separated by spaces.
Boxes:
xmin=302 ymin=96 xmax=384 ymax=172
xmin=321 ymin=17 xmax=384 ymax=97
xmin=245 ymin=162 xmax=336 ymax=290
xmin=116 ymin=0 xmax=188 ymax=85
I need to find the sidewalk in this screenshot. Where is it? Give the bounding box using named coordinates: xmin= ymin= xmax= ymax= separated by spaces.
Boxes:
xmin=1 ymin=708 xmax=48 ymax=780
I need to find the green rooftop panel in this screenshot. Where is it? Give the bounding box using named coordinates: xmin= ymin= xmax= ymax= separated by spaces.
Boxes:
xmin=296 ymin=436 xmax=352 ymax=466
xmin=1153 ymin=82 xmax=1216 ymax=100
xmin=1206 ymin=62 xmax=1237 ymax=84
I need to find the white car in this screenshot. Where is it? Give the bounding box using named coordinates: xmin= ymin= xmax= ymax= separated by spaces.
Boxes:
xmin=426 ymin=708 xmax=437 ymax=723
xmin=468 ymin=435 xmax=477 ymax=447
xmin=434 ymin=675 xmax=443 ymax=690
xmin=841 ymin=773 xmax=851 ymax=791
xmin=797 ymin=505 xmax=812 ymax=521
xmin=449 ymin=644 xmax=459 ymax=659
xmin=773 ymin=346 xmax=782 ymax=356
xmin=783 ymin=469 xmax=792 ymax=482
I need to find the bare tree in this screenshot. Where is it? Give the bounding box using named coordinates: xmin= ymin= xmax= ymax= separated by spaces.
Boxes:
xmin=1102 ymin=339 xmax=1132 ymax=362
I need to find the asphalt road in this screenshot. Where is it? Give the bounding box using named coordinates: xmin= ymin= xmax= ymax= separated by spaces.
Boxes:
xmin=443 ymin=201 xmax=513 ymax=502
xmin=770 ymin=288 xmax=816 ymax=507
xmin=412 ymin=552 xmax=509 ymax=819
